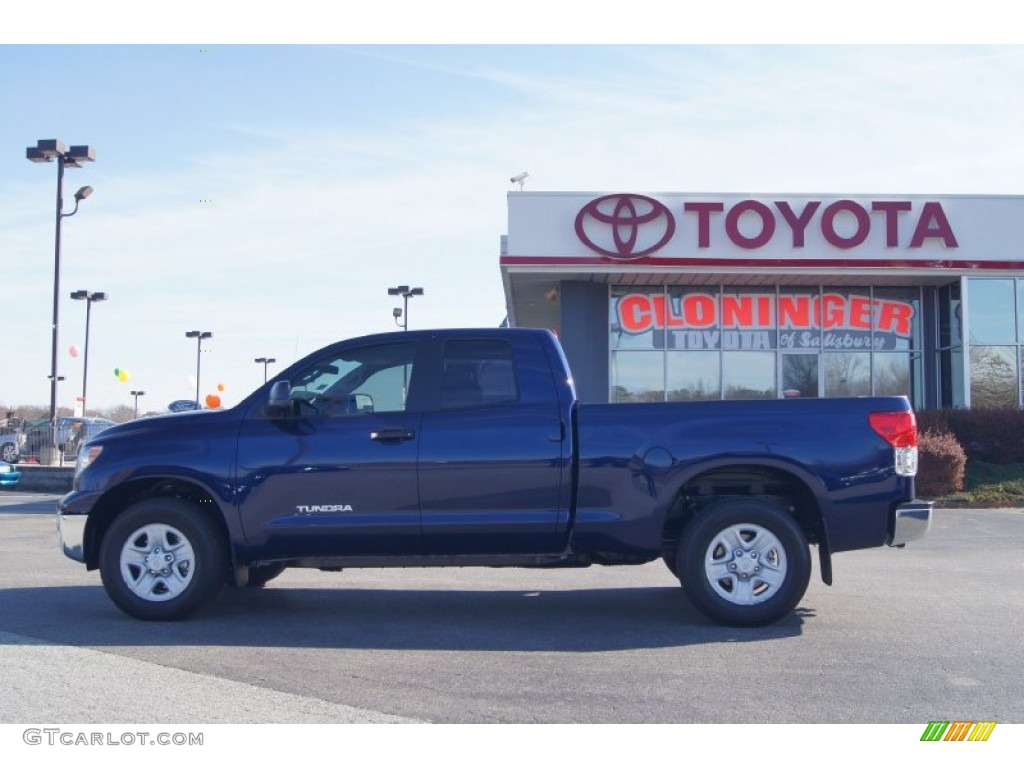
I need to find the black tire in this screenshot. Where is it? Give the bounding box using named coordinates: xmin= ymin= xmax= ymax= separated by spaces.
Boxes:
xmin=662 ymin=553 xmax=679 ymax=578
xmin=238 ymin=563 xmax=287 ymax=588
xmin=1 ymin=441 xmax=18 ymax=464
xmin=99 ymin=498 xmax=228 ymax=621
xmin=678 ymin=499 xmax=811 ymax=627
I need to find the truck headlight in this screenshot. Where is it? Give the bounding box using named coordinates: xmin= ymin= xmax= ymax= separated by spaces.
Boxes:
xmin=76 ymin=445 xmax=103 ymax=476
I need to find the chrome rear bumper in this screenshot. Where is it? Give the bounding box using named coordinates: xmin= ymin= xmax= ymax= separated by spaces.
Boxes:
xmin=889 ymin=499 xmax=933 ymax=547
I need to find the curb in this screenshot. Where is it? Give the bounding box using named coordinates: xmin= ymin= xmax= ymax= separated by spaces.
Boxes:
xmin=7 ymin=465 xmax=74 ymax=494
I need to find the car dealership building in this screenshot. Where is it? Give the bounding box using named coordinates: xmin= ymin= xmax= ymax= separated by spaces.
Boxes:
xmin=500 ymin=192 xmax=1024 ymax=408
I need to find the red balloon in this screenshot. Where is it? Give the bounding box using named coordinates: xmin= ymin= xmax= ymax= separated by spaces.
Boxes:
xmin=205 ymin=394 xmax=221 ymax=409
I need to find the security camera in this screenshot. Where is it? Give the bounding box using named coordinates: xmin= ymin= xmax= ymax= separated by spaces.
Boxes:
xmin=510 ymin=172 xmax=529 ymax=184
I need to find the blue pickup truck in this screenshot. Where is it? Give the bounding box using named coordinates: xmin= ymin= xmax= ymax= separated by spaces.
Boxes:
xmin=57 ymin=328 xmax=931 ymax=626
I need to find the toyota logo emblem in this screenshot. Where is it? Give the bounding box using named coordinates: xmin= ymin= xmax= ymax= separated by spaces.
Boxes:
xmin=575 ymin=194 xmax=675 ymax=259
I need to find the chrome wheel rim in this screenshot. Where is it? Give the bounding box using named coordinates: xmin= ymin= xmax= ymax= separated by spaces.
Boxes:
xmin=704 ymin=523 xmax=788 ymax=605
xmin=119 ymin=523 xmax=196 ymax=602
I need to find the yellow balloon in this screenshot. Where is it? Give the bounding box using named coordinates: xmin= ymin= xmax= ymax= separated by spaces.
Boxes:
xmin=118 ymin=370 xmax=130 ymax=383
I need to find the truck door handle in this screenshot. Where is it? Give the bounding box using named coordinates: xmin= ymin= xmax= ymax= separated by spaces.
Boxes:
xmin=370 ymin=428 xmax=415 ymax=443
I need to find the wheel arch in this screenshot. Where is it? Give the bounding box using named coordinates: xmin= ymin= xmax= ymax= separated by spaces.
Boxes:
xmin=83 ymin=477 xmax=233 ymax=571
xmin=659 ymin=458 xmax=833 ymax=584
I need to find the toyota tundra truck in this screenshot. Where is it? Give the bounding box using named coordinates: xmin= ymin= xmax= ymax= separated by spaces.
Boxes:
xmin=57 ymin=328 xmax=931 ymax=626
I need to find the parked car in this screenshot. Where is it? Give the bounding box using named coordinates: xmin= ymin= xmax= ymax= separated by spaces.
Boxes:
xmin=16 ymin=417 xmax=117 ymax=463
xmin=0 ymin=460 xmax=20 ymax=487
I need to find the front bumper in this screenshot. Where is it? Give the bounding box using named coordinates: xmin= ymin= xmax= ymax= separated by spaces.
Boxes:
xmin=57 ymin=513 xmax=88 ymax=562
xmin=889 ymin=499 xmax=933 ymax=547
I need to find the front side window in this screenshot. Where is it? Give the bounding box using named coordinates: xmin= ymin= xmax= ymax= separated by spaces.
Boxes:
xmin=968 ymin=279 xmax=1016 ymax=344
xmin=608 ymin=284 xmax=927 ymax=403
xmin=723 ymin=351 xmax=775 ymax=400
xmin=873 ymin=352 xmax=920 ymax=399
xmin=290 ymin=342 xmax=416 ymax=414
xmin=781 ymin=354 xmax=819 ymax=398
xmin=666 ymin=351 xmax=720 ymax=401
xmin=611 ymin=351 xmax=664 ymax=403
xmin=824 ymin=351 xmax=871 ymax=397
xmin=610 ymin=286 xmax=663 ymax=350
xmin=970 ymin=346 xmax=1019 ymax=408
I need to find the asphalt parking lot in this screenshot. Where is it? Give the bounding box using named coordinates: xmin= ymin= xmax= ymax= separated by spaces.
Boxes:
xmin=1 ymin=491 xmax=1021 ymax=724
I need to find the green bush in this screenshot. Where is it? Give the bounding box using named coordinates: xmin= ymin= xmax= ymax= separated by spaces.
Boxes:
xmin=916 ymin=428 xmax=967 ymax=499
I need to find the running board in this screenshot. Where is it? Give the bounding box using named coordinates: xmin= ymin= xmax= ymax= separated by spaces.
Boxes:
xmin=277 ymin=552 xmax=590 ymax=570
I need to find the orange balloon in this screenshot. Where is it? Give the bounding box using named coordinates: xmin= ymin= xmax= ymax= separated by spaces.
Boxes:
xmin=217 ymin=383 xmax=225 ymax=391
xmin=205 ymin=394 xmax=221 ymax=408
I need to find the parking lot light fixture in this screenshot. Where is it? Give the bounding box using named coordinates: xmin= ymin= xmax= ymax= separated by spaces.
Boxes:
xmin=26 ymin=139 xmax=96 ymax=455
xmin=254 ymin=357 xmax=277 ymax=384
xmin=70 ymin=290 xmax=107 ymax=415
xmin=387 ymin=285 xmax=424 ymax=330
xmin=130 ymin=390 xmax=146 ymax=419
xmin=185 ymin=331 xmax=213 ymax=408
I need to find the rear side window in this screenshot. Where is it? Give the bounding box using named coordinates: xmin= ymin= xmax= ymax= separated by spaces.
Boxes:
xmin=440 ymin=340 xmax=519 ymax=410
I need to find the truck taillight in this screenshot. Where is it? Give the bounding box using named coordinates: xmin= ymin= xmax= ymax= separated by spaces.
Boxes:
xmin=869 ymin=411 xmax=918 ymax=476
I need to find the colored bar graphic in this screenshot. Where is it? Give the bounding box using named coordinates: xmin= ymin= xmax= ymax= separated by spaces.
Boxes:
xmin=945 ymin=721 xmax=972 ymax=741
xmin=968 ymin=722 xmax=997 ymax=741
xmin=920 ymin=721 xmax=996 ymax=742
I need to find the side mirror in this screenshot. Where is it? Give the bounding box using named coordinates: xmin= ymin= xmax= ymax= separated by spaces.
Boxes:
xmin=352 ymin=393 xmax=374 ymax=413
xmin=264 ymin=380 xmax=293 ymax=417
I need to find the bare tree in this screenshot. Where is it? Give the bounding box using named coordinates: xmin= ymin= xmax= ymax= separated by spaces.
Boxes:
xmin=970 ymin=346 xmax=1018 ymax=408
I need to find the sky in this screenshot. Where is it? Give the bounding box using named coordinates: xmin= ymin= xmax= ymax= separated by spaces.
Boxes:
xmin=2 ymin=10 xmax=1023 ymax=414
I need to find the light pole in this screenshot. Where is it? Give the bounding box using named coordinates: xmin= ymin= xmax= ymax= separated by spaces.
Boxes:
xmin=254 ymin=357 xmax=276 ymax=383
xmin=388 ymin=285 xmax=424 ymax=330
xmin=26 ymin=139 xmax=95 ymax=450
xmin=130 ymin=390 xmax=146 ymax=419
xmin=70 ymin=290 xmax=106 ymax=416
xmin=185 ymin=331 xmax=212 ymax=407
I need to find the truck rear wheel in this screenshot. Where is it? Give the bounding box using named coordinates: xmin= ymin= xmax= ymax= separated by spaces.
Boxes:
xmin=678 ymin=499 xmax=810 ymax=627
xmin=99 ymin=498 xmax=227 ymax=621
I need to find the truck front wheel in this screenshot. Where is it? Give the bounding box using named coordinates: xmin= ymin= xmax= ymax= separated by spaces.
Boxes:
xmin=678 ymin=499 xmax=811 ymax=627
xmin=99 ymin=498 xmax=227 ymax=621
